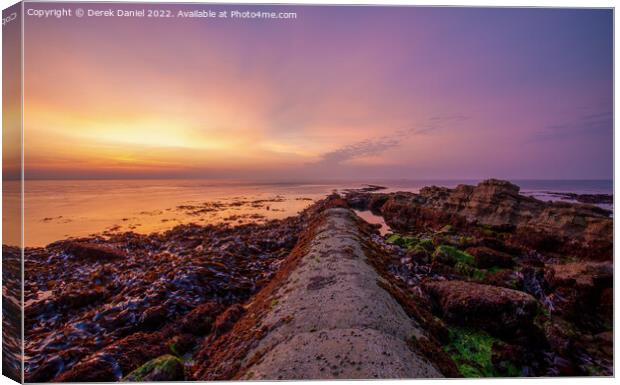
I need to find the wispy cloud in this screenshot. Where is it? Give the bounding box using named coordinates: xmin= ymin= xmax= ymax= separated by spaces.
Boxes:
xmin=315 ymin=114 xmax=469 ymax=165
xmin=532 ymin=110 xmax=612 ymax=142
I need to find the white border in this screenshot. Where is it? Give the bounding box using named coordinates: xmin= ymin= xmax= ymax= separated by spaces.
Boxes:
xmin=0 ymin=1 xmax=615 ymax=385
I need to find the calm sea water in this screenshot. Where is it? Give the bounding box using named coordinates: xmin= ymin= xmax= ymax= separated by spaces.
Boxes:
xmin=4 ymin=179 xmax=612 ymax=247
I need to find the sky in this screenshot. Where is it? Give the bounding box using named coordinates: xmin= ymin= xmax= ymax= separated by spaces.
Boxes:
xmin=22 ymin=4 xmax=613 ymax=180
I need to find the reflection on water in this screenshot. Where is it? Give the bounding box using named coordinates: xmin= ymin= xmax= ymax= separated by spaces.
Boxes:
xmin=22 ymin=180 xmax=359 ymax=247
xmin=354 ymin=209 xmax=391 ymax=236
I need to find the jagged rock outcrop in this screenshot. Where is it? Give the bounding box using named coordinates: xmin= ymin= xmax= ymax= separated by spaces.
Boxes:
xmin=349 ymin=179 xmax=612 ymax=260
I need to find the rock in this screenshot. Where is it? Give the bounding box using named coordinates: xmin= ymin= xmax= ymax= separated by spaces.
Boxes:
xmin=465 ymin=246 xmax=514 ymax=268
xmin=168 ymin=334 xmax=196 ymax=356
xmin=26 ymin=355 xmax=65 ymax=382
xmin=598 ymin=288 xmax=613 ymax=323
xmin=422 ymin=280 xmax=539 ymax=337
xmin=368 ymin=194 xmax=390 ymax=212
xmin=179 ymin=302 xmax=222 ymax=336
xmin=344 ymin=192 xmax=371 ymax=210
xmin=123 ymin=354 xmax=184 ymax=381
xmin=58 ymin=285 xmax=107 ymax=308
xmin=484 ymin=269 xmax=520 ymax=289
xmin=63 ymin=242 xmax=127 ymax=261
xmin=543 ymin=192 xmax=613 ymax=205
xmin=545 ymin=262 xmax=612 ymax=289
xmin=544 ymin=262 xmax=612 ymax=326
xmin=212 ymin=304 xmax=245 ymax=336
xmin=54 ymin=331 xmax=171 ymax=382
xmin=491 ymin=341 xmax=525 ymax=376
xmin=593 ymin=331 xmax=613 ymax=357
xmin=407 ymin=246 xmax=431 ymax=265
xmin=549 ymin=355 xmax=579 ymax=376
xmin=431 ymin=245 xmax=474 ymax=267
xmin=139 ymin=305 xmax=167 ymax=329
xmin=377 ymin=179 xmax=612 ymax=260
xmin=476 ymin=237 xmax=515 ymax=253
xmin=542 ymin=318 xmax=574 ymax=357
xmin=55 ymin=353 xmax=122 ymax=382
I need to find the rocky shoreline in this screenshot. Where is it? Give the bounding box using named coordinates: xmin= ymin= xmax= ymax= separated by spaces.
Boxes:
xmin=346 ymin=179 xmax=612 ymax=376
xmin=13 ymin=179 xmax=614 ymax=381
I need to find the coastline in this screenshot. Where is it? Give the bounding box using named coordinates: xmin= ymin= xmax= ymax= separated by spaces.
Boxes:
xmin=10 ymin=179 xmax=614 ymax=380
xmin=17 ymin=178 xmax=614 ymax=248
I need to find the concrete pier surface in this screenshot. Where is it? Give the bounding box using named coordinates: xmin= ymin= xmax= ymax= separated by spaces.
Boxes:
xmin=193 ymin=205 xmax=442 ymax=380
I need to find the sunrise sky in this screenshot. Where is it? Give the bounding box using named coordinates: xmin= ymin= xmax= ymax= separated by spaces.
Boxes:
xmin=22 ymin=5 xmax=612 ymax=180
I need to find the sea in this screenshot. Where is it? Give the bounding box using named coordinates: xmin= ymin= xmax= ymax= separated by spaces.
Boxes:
xmin=4 ymin=179 xmax=612 ymax=247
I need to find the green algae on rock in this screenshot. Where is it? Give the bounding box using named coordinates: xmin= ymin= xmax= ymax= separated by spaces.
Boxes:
xmin=445 ymin=326 xmax=520 ymax=378
xmin=123 ymin=355 xmax=184 ymax=382
xmin=432 ymin=245 xmax=475 ymax=266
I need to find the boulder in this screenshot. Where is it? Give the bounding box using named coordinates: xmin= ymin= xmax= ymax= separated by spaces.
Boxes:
xmin=544 ymin=262 xmax=612 ymax=325
xmin=545 ymin=262 xmax=612 ymax=289
xmin=123 ymin=354 xmax=184 ymax=381
xmin=465 ymin=246 xmax=514 ymax=268
xmin=422 ymin=280 xmax=539 ymax=337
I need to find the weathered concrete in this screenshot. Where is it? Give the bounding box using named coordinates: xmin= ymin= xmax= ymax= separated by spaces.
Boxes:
xmin=236 ymin=207 xmax=442 ymax=379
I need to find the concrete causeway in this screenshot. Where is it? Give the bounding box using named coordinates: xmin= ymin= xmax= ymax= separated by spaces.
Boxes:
xmin=237 ymin=207 xmax=442 ymax=379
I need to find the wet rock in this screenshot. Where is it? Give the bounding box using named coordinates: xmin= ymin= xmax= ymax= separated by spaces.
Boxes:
xmin=139 ymin=305 xmax=167 ymax=329
xmin=123 ymin=354 xmax=184 ymax=381
xmin=58 ymin=285 xmax=107 ymax=308
xmin=27 ymin=355 xmax=65 ymax=382
xmin=422 ymin=280 xmax=539 ymax=337
xmin=55 ymin=353 xmax=122 ymax=382
xmin=465 ymin=246 xmax=514 ymax=268
xmin=63 ymin=242 xmax=127 ymax=261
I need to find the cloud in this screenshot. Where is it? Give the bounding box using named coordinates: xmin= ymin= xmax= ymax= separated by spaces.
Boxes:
xmin=319 ymin=137 xmax=401 ymax=165
xmin=315 ymin=113 xmax=469 ymax=166
xmin=532 ymin=110 xmax=612 ymax=142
